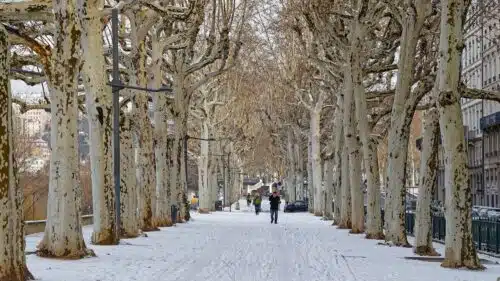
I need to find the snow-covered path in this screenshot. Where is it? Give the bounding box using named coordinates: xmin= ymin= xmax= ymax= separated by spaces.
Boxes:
xmin=27 ymin=209 xmax=500 ymax=281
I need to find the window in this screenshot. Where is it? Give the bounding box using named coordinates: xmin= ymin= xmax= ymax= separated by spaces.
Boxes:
xmin=485 ymin=63 xmax=489 ymax=84
xmin=493 ymin=56 xmax=497 ymax=79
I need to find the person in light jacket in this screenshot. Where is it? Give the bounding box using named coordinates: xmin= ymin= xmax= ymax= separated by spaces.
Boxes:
xmin=253 ymin=194 xmax=262 ymax=215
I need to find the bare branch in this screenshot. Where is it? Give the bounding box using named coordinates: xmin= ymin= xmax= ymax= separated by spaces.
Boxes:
xmin=11 ymin=97 xmax=49 ymax=113
xmin=461 ymin=87 xmax=500 ymax=103
xmin=0 ymin=0 xmax=52 ymax=22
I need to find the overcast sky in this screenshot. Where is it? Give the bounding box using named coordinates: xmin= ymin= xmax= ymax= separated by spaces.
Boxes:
xmin=11 ymin=79 xmax=43 ymax=100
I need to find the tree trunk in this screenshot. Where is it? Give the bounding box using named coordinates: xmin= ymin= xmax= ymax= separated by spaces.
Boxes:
xmin=324 ymin=159 xmax=334 ymax=220
xmin=414 ymin=108 xmax=439 ymax=255
xmin=169 ymin=78 xmax=189 ymax=221
xmin=0 ymin=25 xmax=34 ymax=281
xmin=224 ymin=154 xmax=230 ymax=208
xmin=365 ymin=137 xmax=384 ymax=239
xmin=294 ymin=129 xmax=304 ymax=201
xmin=166 ymin=138 xmax=174 ymax=215
xmin=37 ymin=1 xmax=93 ymax=258
xmin=384 ymin=1 xmax=429 ymax=246
xmin=170 ymin=126 xmax=187 ymax=221
xmin=310 ymin=108 xmax=323 ymax=216
xmin=409 ymin=141 xmax=416 ymax=187
xmin=343 ymin=64 xmax=363 ymax=233
xmin=151 ymin=37 xmax=171 ymax=227
xmin=332 ymin=93 xmax=344 ymax=225
xmin=198 ymin=119 xmax=211 ymax=213
xmin=437 ymin=0 xmax=482 ymax=269
xmin=210 ymin=161 xmax=218 ymax=211
xmin=338 ymin=145 xmax=352 ymax=229
xmin=351 ymin=18 xmax=376 ymax=236
xmin=119 ymin=112 xmax=139 ymax=238
xmin=347 ymin=109 xmax=364 ymax=234
xmin=307 ymin=134 xmax=314 ymax=212
xmin=287 ymin=129 xmax=296 ymax=202
xmin=135 ymin=147 xmax=143 ymax=229
xmin=132 ymin=41 xmax=157 ymax=232
xmin=78 ymin=0 xmax=117 ymax=245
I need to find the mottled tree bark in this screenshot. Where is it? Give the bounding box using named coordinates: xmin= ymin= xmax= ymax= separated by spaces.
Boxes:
xmin=119 ymin=112 xmax=139 ymax=238
xmin=0 ymin=25 xmax=34 ymax=281
xmin=78 ymin=0 xmax=118 ymax=245
xmin=37 ymin=0 xmax=93 ymax=258
xmin=414 ymin=108 xmax=439 ymax=255
xmin=437 ymin=0 xmax=482 ymax=269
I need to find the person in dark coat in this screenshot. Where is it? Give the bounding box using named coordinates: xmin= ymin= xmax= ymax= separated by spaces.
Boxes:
xmin=269 ymin=191 xmax=281 ymax=224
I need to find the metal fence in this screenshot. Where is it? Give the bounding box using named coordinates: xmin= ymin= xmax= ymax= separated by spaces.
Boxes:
xmin=405 ymin=213 xmax=500 ymax=254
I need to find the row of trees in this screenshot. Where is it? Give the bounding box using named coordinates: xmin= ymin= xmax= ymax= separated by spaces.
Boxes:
xmin=0 ymin=0 xmax=255 ymax=280
xmin=3 ymin=0 xmax=500 ymax=279
xmin=241 ymin=0 xmax=500 ymax=271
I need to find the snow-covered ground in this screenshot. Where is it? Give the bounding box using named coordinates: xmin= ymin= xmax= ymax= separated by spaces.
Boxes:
xmin=26 ymin=202 xmax=500 ymax=281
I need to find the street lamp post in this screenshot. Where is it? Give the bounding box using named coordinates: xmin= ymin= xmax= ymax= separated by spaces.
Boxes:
xmin=111 ymin=8 xmax=121 ymax=240
xmin=109 ymin=8 xmax=172 ymax=237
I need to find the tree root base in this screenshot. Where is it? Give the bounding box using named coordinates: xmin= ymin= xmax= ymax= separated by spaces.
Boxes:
xmin=349 ymin=228 xmax=364 ymax=234
xmin=198 ymin=209 xmax=211 ymax=214
xmin=120 ymin=232 xmax=140 ymax=239
xmin=155 ymin=218 xmax=174 ymax=227
xmin=91 ymin=231 xmax=120 ymax=245
xmin=337 ymin=221 xmax=352 ymax=229
xmin=0 ymin=266 xmax=35 ymax=281
xmin=314 ymin=212 xmax=323 ymax=217
xmin=377 ymin=241 xmax=412 ymax=248
xmin=441 ymin=259 xmax=485 ymax=270
xmin=414 ymin=245 xmax=440 ymax=256
xmin=141 ymin=226 xmax=160 ymax=232
xmin=365 ymin=232 xmax=385 ymax=240
xmin=36 ymin=247 xmax=96 ymax=260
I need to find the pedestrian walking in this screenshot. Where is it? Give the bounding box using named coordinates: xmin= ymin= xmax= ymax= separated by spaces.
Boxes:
xmin=269 ymin=191 xmax=281 ymax=224
xmin=253 ymin=194 xmax=262 ymax=215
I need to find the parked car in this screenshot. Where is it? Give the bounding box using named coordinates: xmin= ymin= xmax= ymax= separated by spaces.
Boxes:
xmin=474 ymin=206 xmax=500 ymax=221
xmin=284 ymin=200 xmax=308 ymax=212
xmin=215 ymin=200 xmax=223 ymax=211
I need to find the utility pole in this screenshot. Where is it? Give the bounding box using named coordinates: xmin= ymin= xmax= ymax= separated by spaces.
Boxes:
xmin=480 ymin=0 xmax=485 ymax=206
xmin=109 ymin=9 xmax=172 ymax=237
xmin=111 ymin=8 xmax=121 ymax=237
xmin=227 ymin=152 xmax=231 ymax=211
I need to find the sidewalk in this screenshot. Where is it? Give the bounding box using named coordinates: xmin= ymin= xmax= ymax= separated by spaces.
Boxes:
xmin=26 ymin=211 xmax=500 ymax=281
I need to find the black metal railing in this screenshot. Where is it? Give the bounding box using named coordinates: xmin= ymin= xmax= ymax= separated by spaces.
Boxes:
xmin=405 ymin=213 xmax=500 ymax=254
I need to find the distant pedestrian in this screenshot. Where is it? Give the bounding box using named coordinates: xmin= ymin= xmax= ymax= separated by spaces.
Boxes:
xmin=246 ymin=194 xmax=251 ymax=207
xmin=269 ymin=191 xmax=281 ymax=224
xmin=253 ymin=194 xmax=262 ymax=215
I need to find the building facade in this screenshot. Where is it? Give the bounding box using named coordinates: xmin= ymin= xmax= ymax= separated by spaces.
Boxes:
xmin=12 ymin=106 xmax=50 ymax=138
